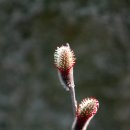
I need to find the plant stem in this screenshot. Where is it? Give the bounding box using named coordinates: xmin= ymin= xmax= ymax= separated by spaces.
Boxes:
xmin=70 ymin=87 xmax=77 ymax=117
xmin=82 ymin=116 xmax=93 ymax=130
xmin=72 ymin=115 xmax=94 ymax=130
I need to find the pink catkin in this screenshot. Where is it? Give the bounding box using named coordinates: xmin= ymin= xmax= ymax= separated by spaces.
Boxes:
xmin=74 ymin=97 xmax=99 ymax=130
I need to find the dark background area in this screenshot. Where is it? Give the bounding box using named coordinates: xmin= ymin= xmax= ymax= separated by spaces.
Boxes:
xmin=0 ymin=0 xmax=130 ymax=130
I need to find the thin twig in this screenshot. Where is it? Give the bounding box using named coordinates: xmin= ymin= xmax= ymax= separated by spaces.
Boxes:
xmin=70 ymin=87 xmax=77 ymax=117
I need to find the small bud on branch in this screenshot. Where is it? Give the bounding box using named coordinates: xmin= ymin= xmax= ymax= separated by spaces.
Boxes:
xmin=72 ymin=97 xmax=99 ymax=130
xmin=54 ymin=43 xmax=76 ymax=91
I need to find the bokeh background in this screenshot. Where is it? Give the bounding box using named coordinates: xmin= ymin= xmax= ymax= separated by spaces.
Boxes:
xmin=0 ymin=0 xmax=130 ymax=130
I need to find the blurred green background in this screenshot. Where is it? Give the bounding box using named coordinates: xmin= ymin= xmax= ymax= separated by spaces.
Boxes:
xmin=0 ymin=0 xmax=130 ymax=130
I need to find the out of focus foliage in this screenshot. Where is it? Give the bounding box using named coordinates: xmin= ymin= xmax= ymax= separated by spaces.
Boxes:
xmin=0 ymin=0 xmax=130 ymax=130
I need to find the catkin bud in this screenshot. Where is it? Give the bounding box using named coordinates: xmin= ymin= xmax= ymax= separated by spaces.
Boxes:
xmin=54 ymin=43 xmax=75 ymax=91
xmin=72 ymin=97 xmax=99 ymax=130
